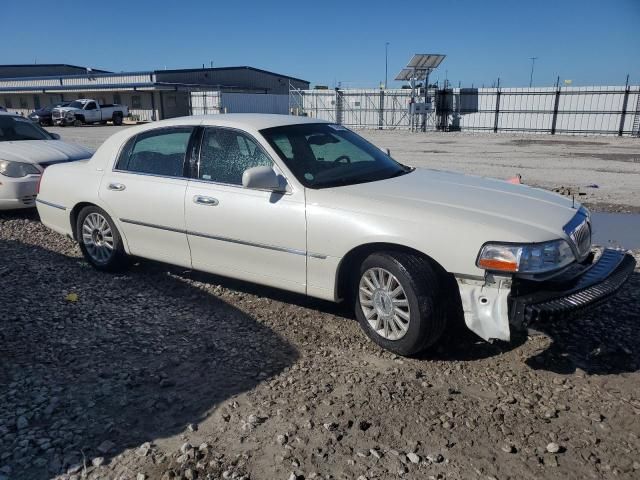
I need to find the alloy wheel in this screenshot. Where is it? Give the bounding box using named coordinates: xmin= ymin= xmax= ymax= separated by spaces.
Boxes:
xmin=359 ymin=267 xmax=411 ymax=340
xmin=82 ymin=212 xmax=114 ymax=264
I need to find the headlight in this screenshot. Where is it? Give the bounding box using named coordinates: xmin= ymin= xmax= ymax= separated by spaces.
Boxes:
xmin=0 ymin=160 xmax=41 ymax=178
xmin=477 ymin=239 xmax=575 ymax=274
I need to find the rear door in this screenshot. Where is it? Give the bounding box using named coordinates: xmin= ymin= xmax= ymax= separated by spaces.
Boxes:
xmin=99 ymin=126 xmax=196 ymax=267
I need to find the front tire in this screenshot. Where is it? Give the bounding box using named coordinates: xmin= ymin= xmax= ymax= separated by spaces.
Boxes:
xmin=354 ymin=252 xmax=447 ymax=356
xmin=76 ymin=206 xmax=129 ymax=272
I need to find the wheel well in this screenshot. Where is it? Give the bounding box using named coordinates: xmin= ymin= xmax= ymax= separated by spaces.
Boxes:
xmin=69 ymin=202 xmax=96 ymax=240
xmin=335 ymin=243 xmax=450 ymax=302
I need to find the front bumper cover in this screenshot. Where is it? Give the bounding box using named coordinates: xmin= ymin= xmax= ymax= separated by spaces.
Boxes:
xmin=509 ymin=248 xmax=636 ymax=328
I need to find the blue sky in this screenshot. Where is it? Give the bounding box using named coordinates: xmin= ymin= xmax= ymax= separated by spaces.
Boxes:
xmin=4 ymin=0 xmax=639 ymax=87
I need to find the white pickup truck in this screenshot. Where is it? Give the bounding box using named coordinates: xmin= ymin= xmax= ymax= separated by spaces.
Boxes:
xmin=52 ymin=99 xmax=128 ymax=127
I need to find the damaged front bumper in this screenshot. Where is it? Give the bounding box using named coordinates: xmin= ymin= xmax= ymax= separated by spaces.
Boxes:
xmin=456 ymin=248 xmax=636 ymax=342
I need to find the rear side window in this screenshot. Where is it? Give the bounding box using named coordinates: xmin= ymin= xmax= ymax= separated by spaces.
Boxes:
xmin=115 ymin=127 xmax=193 ymax=177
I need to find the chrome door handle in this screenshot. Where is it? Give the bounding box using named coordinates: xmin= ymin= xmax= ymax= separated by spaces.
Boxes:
xmin=108 ymin=183 xmax=126 ymax=191
xmin=193 ymin=195 xmax=219 ymax=206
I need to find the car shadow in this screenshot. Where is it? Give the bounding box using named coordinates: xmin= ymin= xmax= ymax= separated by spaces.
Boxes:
xmin=0 ymin=239 xmax=298 ymax=480
xmin=176 ymin=262 xmax=639 ymax=370
xmin=524 ymin=271 xmax=640 ymax=375
xmin=0 ymin=208 xmax=40 ymax=221
xmin=161 ymin=264 xmax=528 ymax=362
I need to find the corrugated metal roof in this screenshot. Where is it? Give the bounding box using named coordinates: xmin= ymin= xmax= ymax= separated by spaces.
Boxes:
xmin=155 ymin=66 xmax=308 ymax=84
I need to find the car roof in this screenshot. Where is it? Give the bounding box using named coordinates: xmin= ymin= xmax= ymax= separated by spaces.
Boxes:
xmin=154 ymin=113 xmax=331 ymax=131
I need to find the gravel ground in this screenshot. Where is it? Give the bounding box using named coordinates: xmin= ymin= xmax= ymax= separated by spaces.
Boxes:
xmin=1 ymin=125 xmax=639 ymax=479
xmin=47 ymin=125 xmax=640 ymax=213
xmin=1 ymin=211 xmax=639 ymax=480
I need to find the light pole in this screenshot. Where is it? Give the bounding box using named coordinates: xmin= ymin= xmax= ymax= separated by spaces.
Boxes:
xmin=385 ymin=42 xmax=390 ymax=89
xmin=529 ymin=57 xmax=538 ymax=87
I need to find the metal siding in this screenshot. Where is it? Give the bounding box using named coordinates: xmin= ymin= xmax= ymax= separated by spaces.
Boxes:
xmin=220 ymin=93 xmax=289 ymax=114
xmin=0 ymin=72 xmax=155 ymax=91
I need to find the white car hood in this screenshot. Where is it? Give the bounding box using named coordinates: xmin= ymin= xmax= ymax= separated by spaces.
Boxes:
xmin=0 ymin=140 xmax=93 ymax=165
xmin=316 ymin=168 xmax=579 ymax=238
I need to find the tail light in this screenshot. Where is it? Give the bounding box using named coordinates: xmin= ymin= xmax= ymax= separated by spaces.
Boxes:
xmin=36 ymin=172 xmax=43 ymax=194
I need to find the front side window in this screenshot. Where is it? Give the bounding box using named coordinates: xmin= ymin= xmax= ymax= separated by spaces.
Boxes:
xmin=260 ymin=123 xmax=409 ymax=188
xmin=198 ymin=127 xmax=272 ymax=185
xmin=116 ymin=127 xmax=193 ymax=177
xmin=85 ymin=102 xmax=97 ymax=110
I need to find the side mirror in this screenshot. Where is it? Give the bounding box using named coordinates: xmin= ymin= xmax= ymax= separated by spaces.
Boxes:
xmin=242 ymin=166 xmax=286 ymax=192
xmin=50 ymin=133 xmax=61 ymax=140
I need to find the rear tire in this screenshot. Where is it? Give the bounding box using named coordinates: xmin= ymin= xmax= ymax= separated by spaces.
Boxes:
xmin=112 ymin=114 xmax=123 ymax=126
xmin=76 ymin=206 xmax=129 ymax=272
xmin=354 ymin=252 xmax=447 ymax=356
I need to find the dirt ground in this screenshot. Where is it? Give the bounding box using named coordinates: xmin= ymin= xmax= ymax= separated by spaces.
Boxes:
xmin=1 ymin=125 xmax=639 ymax=480
xmin=358 ymin=130 xmax=640 ymax=213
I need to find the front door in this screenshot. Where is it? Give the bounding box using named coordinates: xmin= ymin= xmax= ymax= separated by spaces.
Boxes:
xmin=99 ymin=126 xmax=195 ymax=267
xmin=83 ymin=101 xmax=100 ymax=122
xmin=185 ymin=126 xmax=307 ymax=293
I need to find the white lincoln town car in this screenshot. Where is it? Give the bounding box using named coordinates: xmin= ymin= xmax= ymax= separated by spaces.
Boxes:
xmin=36 ymin=114 xmax=635 ymax=355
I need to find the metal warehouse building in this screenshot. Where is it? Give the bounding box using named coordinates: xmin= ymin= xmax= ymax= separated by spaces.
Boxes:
xmin=0 ymin=64 xmax=309 ymax=121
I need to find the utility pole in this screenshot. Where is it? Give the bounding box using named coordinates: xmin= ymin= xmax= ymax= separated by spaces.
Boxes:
xmin=385 ymin=42 xmax=390 ymax=88
xmin=529 ymin=57 xmax=538 ymax=87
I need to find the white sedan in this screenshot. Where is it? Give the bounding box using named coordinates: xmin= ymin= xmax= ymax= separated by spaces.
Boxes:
xmin=0 ymin=112 xmax=93 ymax=210
xmin=36 ymin=114 xmax=635 ymax=355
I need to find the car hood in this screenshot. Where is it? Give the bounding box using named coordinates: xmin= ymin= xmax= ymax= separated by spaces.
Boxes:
xmin=0 ymin=140 xmax=93 ymax=165
xmin=315 ymin=168 xmax=580 ymax=239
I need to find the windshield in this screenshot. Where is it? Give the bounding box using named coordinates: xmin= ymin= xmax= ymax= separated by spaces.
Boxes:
xmin=68 ymin=101 xmax=86 ymax=109
xmin=0 ymin=115 xmax=51 ymax=141
xmin=260 ymin=123 xmax=410 ymax=188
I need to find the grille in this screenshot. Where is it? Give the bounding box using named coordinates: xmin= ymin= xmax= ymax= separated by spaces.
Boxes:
xmin=52 ymin=110 xmax=62 ymax=119
xmin=570 ymin=218 xmax=592 ymax=258
xmin=563 ymin=210 xmax=592 ymax=260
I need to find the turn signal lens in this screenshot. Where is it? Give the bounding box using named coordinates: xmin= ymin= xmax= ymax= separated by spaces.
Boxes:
xmin=477 ymin=257 xmax=518 ymax=272
xmin=477 ymin=244 xmax=521 ymax=272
